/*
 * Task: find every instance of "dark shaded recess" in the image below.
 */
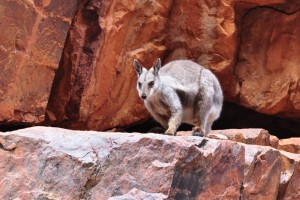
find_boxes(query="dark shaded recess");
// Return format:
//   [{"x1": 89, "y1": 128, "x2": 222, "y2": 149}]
[
  {"x1": 125, "y1": 119, "x2": 193, "y2": 134},
  {"x1": 126, "y1": 101, "x2": 300, "y2": 139},
  {"x1": 44, "y1": 0, "x2": 102, "y2": 127},
  {"x1": 0, "y1": 124, "x2": 31, "y2": 132},
  {"x1": 64, "y1": 4, "x2": 102, "y2": 124}
]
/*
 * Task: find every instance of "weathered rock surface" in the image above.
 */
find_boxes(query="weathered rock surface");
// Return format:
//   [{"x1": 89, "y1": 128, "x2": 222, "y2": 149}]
[
  {"x1": 279, "y1": 138, "x2": 300, "y2": 154},
  {"x1": 108, "y1": 188, "x2": 167, "y2": 200},
  {"x1": 0, "y1": 0, "x2": 77, "y2": 124},
  {"x1": 283, "y1": 163, "x2": 300, "y2": 200},
  {"x1": 165, "y1": 0, "x2": 300, "y2": 118},
  {"x1": 236, "y1": 6, "x2": 300, "y2": 118},
  {"x1": 0, "y1": 127, "x2": 299, "y2": 199},
  {"x1": 211, "y1": 129, "x2": 279, "y2": 148},
  {"x1": 179, "y1": 128, "x2": 280, "y2": 149},
  {"x1": 46, "y1": 0, "x2": 170, "y2": 130},
  {"x1": 43, "y1": 0, "x2": 300, "y2": 131}
]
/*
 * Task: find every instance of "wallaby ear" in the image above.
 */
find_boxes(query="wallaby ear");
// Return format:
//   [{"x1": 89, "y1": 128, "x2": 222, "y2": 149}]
[
  {"x1": 133, "y1": 59, "x2": 143, "y2": 76},
  {"x1": 153, "y1": 58, "x2": 161, "y2": 76}
]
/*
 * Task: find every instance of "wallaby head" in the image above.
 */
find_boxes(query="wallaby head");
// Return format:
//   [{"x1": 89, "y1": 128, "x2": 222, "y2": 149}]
[{"x1": 133, "y1": 58, "x2": 161, "y2": 100}]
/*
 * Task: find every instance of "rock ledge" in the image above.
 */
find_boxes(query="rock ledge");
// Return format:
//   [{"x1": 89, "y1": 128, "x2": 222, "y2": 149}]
[{"x1": 0, "y1": 127, "x2": 299, "y2": 199}]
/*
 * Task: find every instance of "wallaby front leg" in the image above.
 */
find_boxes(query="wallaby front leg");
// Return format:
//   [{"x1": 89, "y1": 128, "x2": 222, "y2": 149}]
[
  {"x1": 165, "y1": 111, "x2": 183, "y2": 136},
  {"x1": 163, "y1": 91, "x2": 183, "y2": 136}
]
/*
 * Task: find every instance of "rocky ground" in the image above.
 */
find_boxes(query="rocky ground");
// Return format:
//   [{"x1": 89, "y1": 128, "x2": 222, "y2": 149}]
[{"x1": 0, "y1": 127, "x2": 299, "y2": 199}]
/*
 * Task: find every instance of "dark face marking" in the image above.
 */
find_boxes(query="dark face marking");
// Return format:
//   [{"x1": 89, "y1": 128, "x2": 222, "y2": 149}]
[{"x1": 148, "y1": 81, "x2": 154, "y2": 88}]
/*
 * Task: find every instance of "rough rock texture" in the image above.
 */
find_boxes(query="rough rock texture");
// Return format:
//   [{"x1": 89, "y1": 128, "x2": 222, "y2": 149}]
[
  {"x1": 0, "y1": 0, "x2": 77, "y2": 124},
  {"x1": 165, "y1": 0, "x2": 300, "y2": 118},
  {"x1": 283, "y1": 163, "x2": 300, "y2": 200},
  {"x1": 279, "y1": 138, "x2": 300, "y2": 154},
  {"x1": 46, "y1": 0, "x2": 171, "y2": 130},
  {"x1": 43, "y1": 0, "x2": 300, "y2": 131},
  {"x1": 0, "y1": 127, "x2": 299, "y2": 199},
  {"x1": 108, "y1": 188, "x2": 167, "y2": 200},
  {"x1": 211, "y1": 129, "x2": 279, "y2": 147},
  {"x1": 235, "y1": 6, "x2": 300, "y2": 118}
]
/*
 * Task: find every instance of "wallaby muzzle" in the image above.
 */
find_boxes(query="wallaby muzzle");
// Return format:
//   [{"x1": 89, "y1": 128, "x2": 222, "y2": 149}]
[{"x1": 141, "y1": 94, "x2": 147, "y2": 100}]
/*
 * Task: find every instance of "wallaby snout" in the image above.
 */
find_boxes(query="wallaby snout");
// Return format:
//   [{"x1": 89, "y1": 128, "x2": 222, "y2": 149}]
[{"x1": 141, "y1": 94, "x2": 147, "y2": 100}]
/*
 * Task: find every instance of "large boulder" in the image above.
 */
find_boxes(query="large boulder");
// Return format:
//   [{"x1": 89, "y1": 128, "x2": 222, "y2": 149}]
[
  {"x1": 0, "y1": 0, "x2": 78, "y2": 124},
  {"x1": 0, "y1": 127, "x2": 299, "y2": 199}
]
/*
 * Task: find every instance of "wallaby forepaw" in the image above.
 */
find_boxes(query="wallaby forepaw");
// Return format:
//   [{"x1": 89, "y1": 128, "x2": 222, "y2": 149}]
[
  {"x1": 192, "y1": 127, "x2": 205, "y2": 137},
  {"x1": 165, "y1": 128, "x2": 176, "y2": 136}
]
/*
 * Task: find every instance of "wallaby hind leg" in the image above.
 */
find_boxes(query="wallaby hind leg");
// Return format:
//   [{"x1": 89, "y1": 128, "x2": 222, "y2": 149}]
[
  {"x1": 205, "y1": 119, "x2": 213, "y2": 136},
  {"x1": 193, "y1": 98, "x2": 211, "y2": 137},
  {"x1": 205, "y1": 106, "x2": 222, "y2": 135},
  {"x1": 192, "y1": 126, "x2": 205, "y2": 137}
]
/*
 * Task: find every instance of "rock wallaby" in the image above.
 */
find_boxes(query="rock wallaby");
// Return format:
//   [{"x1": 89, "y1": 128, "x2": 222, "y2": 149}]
[{"x1": 133, "y1": 58, "x2": 223, "y2": 136}]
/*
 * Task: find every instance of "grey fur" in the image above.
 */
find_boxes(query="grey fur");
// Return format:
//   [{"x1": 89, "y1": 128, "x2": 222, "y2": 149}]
[{"x1": 133, "y1": 58, "x2": 223, "y2": 136}]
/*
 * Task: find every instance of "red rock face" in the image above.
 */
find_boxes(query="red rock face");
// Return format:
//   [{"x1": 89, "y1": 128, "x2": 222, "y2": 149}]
[
  {"x1": 284, "y1": 163, "x2": 300, "y2": 200},
  {"x1": 46, "y1": 0, "x2": 172, "y2": 130},
  {"x1": 279, "y1": 138, "x2": 300, "y2": 154},
  {"x1": 45, "y1": 0, "x2": 300, "y2": 131},
  {"x1": 1, "y1": 0, "x2": 300, "y2": 131},
  {"x1": 0, "y1": 0, "x2": 77, "y2": 124},
  {"x1": 236, "y1": 7, "x2": 300, "y2": 118},
  {"x1": 169, "y1": 141, "x2": 245, "y2": 199}
]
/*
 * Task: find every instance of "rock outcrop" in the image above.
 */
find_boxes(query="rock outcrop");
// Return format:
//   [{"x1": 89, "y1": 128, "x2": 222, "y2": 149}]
[
  {"x1": 0, "y1": 0, "x2": 78, "y2": 124},
  {"x1": 0, "y1": 127, "x2": 299, "y2": 199}
]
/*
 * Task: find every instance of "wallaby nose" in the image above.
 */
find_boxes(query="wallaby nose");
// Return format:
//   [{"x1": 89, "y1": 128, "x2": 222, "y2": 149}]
[{"x1": 141, "y1": 94, "x2": 147, "y2": 100}]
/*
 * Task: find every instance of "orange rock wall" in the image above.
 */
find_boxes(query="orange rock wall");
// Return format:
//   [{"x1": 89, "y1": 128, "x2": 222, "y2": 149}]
[
  {"x1": 0, "y1": 0, "x2": 77, "y2": 124},
  {"x1": 46, "y1": 0, "x2": 172, "y2": 130},
  {"x1": 1, "y1": 0, "x2": 300, "y2": 130},
  {"x1": 236, "y1": 7, "x2": 300, "y2": 117}
]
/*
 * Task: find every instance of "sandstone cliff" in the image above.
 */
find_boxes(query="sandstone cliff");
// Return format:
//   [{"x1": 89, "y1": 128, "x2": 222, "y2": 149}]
[{"x1": 46, "y1": 0, "x2": 300, "y2": 131}]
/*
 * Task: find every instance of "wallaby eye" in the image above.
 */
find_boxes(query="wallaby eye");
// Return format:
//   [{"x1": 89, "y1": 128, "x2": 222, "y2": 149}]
[
  {"x1": 138, "y1": 82, "x2": 142, "y2": 88},
  {"x1": 148, "y1": 81, "x2": 155, "y2": 87}
]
